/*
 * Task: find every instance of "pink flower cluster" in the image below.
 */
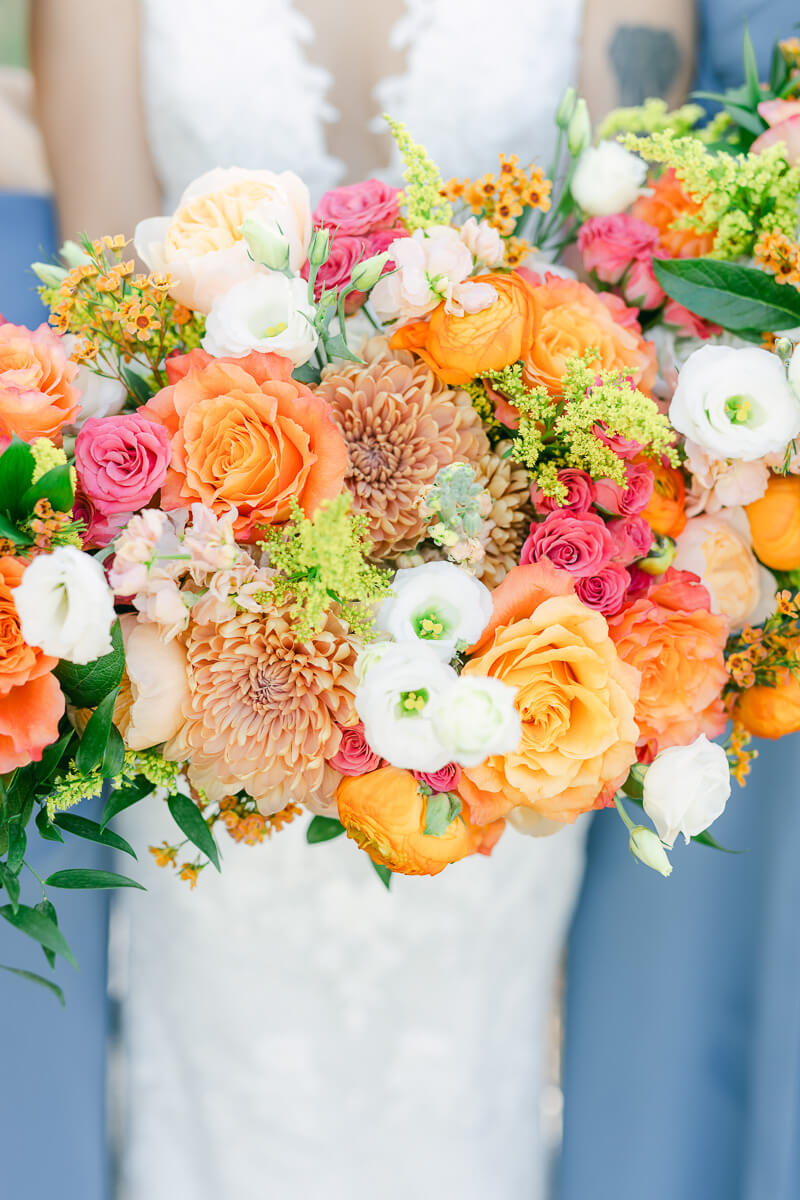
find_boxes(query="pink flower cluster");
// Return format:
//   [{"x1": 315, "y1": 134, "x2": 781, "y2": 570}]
[
  {"x1": 327, "y1": 722, "x2": 461, "y2": 793},
  {"x1": 307, "y1": 179, "x2": 408, "y2": 308}
]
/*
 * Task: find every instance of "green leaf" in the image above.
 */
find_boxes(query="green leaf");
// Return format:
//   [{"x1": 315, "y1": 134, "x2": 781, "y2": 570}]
[
  {"x1": 321, "y1": 333, "x2": 363, "y2": 363},
  {"x1": 34, "y1": 899, "x2": 58, "y2": 969},
  {"x1": 0, "y1": 863, "x2": 20, "y2": 911},
  {"x1": 292, "y1": 362, "x2": 322, "y2": 385},
  {"x1": 45, "y1": 868, "x2": 145, "y2": 891},
  {"x1": 53, "y1": 812, "x2": 137, "y2": 859},
  {"x1": 121, "y1": 366, "x2": 155, "y2": 406},
  {"x1": 423, "y1": 791, "x2": 462, "y2": 837},
  {"x1": 0, "y1": 513, "x2": 27, "y2": 544},
  {"x1": 0, "y1": 437, "x2": 35, "y2": 519},
  {"x1": 101, "y1": 724, "x2": 125, "y2": 780},
  {"x1": 769, "y1": 41, "x2": 790, "y2": 95},
  {"x1": 306, "y1": 815, "x2": 346, "y2": 843},
  {"x1": 621, "y1": 764, "x2": 646, "y2": 801},
  {"x1": 0, "y1": 964, "x2": 64, "y2": 1005},
  {"x1": 370, "y1": 859, "x2": 392, "y2": 889},
  {"x1": 741, "y1": 28, "x2": 762, "y2": 111},
  {"x1": 55, "y1": 619, "x2": 125, "y2": 708},
  {"x1": 691, "y1": 830, "x2": 743, "y2": 853},
  {"x1": 32, "y1": 731, "x2": 75, "y2": 788},
  {"x1": 0, "y1": 824, "x2": 8, "y2": 857},
  {"x1": 20, "y1": 464, "x2": 74, "y2": 514},
  {"x1": 167, "y1": 793, "x2": 220, "y2": 871},
  {"x1": 0, "y1": 903, "x2": 77, "y2": 966},
  {"x1": 722, "y1": 101, "x2": 767, "y2": 138},
  {"x1": 6, "y1": 820, "x2": 26, "y2": 874},
  {"x1": 100, "y1": 777, "x2": 151, "y2": 831},
  {"x1": 75, "y1": 688, "x2": 119, "y2": 775},
  {"x1": 35, "y1": 804, "x2": 64, "y2": 843},
  {"x1": 653, "y1": 258, "x2": 800, "y2": 333}
]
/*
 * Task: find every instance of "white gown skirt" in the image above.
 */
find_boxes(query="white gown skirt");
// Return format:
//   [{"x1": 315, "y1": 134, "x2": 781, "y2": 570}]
[{"x1": 115, "y1": 794, "x2": 587, "y2": 1200}]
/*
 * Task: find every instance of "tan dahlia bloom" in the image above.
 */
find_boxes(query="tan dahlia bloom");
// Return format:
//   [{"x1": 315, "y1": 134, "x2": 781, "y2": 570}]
[
  {"x1": 315, "y1": 342, "x2": 488, "y2": 558},
  {"x1": 474, "y1": 439, "x2": 535, "y2": 590},
  {"x1": 166, "y1": 577, "x2": 359, "y2": 814}
]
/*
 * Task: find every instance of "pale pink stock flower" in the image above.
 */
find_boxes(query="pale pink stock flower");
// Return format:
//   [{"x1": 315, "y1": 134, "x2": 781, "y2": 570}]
[
  {"x1": 459, "y1": 217, "x2": 505, "y2": 267},
  {"x1": 183, "y1": 504, "x2": 241, "y2": 576},
  {"x1": 371, "y1": 226, "x2": 491, "y2": 321},
  {"x1": 133, "y1": 579, "x2": 190, "y2": 643},
  {"x1": 108, "y1": 509, "x2": 184, "y2": 597},
  {"x1": 684, "y1": 441, "x2": 770, "y2": 516}
]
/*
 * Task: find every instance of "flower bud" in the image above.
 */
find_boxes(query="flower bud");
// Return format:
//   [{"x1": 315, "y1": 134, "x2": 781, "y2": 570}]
[
  {"x1": 240, "y1": 217, "x2": 291, "y2": 271},
  {"x1": 637, "y1": 535, "x2": 677, "y2": 575},
  {"x1": 775, "y1": 335, "x2": 794, "y2": 363},
  {"x1": 556, "y1": 87, "x2": 578, "y2": 129},
  {"x1": 308, "y1": 226, "x2": 332, "y2": 267},
  {"x1": 31, "y1": 261, "x2": 67, "y2": 287},
  {"x1": 567, "y1": 98, "x2": 592, "y2": 156},
  {"x1": 350, "y1": 252, "x2": 391, "y2": 292},
  {"x1": 629, "y1": 826, "x2": 673, "y2": 876},
  {"x1": 59, "y1": 239, "x2": 91, "y2": 268},
  {"x1": 789, "y1": 343, "x2": 800, "y2": 397}
]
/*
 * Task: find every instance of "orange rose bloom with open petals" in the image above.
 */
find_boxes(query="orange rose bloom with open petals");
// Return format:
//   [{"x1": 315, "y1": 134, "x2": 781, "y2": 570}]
[
  {"x1": 607, "y1": 569, "x2": 727, "y2": 755},
  {"x1": 390, "y1": 272, "x2": 540, "y2": 385},
  {"x1": 522, "y1": 276, "x2": 657, "y2": 397},
  {"x1": 336, "y1": 766, "x2": 504, "y2": 876},
  {"x1": 632, "y1": 168, "x2": 716, "y2": 259},
  {"x1": 745, "y1": 473, "x2": 800, "y2": 570},
  {"x1": 640, "y1": 456, "x2": 687, "y2": 538},
  {"x1": 735, "y1": 662, "x2": 800, "y2": 739},
  {"x1": 0, "y1": 322, "x2": 80, "y2": 445},
  {"x1": 143, "y1": 349, "x2": 347, "y2": 538},
  {"x1": 0, "y1": 556, "x2": 64, "y2": 771},
  {"x1": 458, "y1": 563, "x2": 640, "y2": 827}
]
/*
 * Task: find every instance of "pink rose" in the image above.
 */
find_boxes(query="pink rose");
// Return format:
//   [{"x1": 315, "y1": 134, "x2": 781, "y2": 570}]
[
  {"x1": 313, "y1": 179, "x2": 401, "y2": 236},
  {"x1": 75, "y1": 413, "x2": 171, "y2": 516},
  {"x1": 73, "y1": 490, "x2": 132, "y2": 549},
  {"x1": 593, "y1": 423, "x2": 645, "y2": 460},
  {"x1": 594, "y1": 461, "x2": 654, "y2": 516},
  {"x1": 575, "y1": 562, "x2": 631, "y2": 616},
  {"x1": 329, "y1": 722, "x2": 383, "y2": 776},
  {"x1": 531, "y1": 468, "x2": 596, "y2": 515},
  {"x1": 413, "y1": 763, "x2": 462, "y2": 793},
  {"x1": 596, "y1": 291, "x2": 645, "y2": 334},
  {"x1": 578, "y1": 215, "x2": 660, "y2": 284},
  {"x1": 752, "y1": 101, "x2": 800, "y2": 164},
  {"x1": 608, "y1": 515, "x2": 654, "y2": 563},
  {"x1": 622, "y1": 256, "x2": 666, "y2": 310},
  {"x1": 521, "y1": 510, "x2": 616, "y2": 578},
  {"x1": 663, "y1": 299, "x2": 721, "y2": 339},
  {"x1": 303, "y1": 233, "x2": 365, "y2": 301}
]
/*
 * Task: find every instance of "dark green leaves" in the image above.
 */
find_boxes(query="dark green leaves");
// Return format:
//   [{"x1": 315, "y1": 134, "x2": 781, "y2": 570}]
[
  {"x1": 167, "y1": 793, "x2": 220, "y2": 871},
  {"x1": 0, "y1": 437, "x2": 35, "y2": 519},
  {"x1": 101, "y1": 724, "x2": 125, "y2": 779},
  {"x1": 53, "y1": 812, "x2": 137, "y2": 859},
  {"x1": 653, "y1": 257, "x2": 800, "y2": 333},
  {"x1": 74, "y1": 688, "x2": 119, "y2": 775},
  {"x1": 20, "y1": 464, "x2": 74, "y2": 514},
  {"x1": 35, "y1": 805, "x2": 64, "y2": 842},
  {"x1": 100, "y1": 776, "x2": 152, "y2": 830},
  {"x1": 371, "y1": 860, "x2": 392, "y2": 889},
  {"x1": 423, "y1": 792, "x2": 462, "y2": 837},
  {"x1": 45, "y1": 869, "x2": 145, "y2": 891},
  {"x1": 306, "y1": 815, "x2": 346, "y2": 843},
  {"x1": 0, "y1": 903, "x2": 76, "y2": 966},
  {"x1": 0, "y1": 964, "x2": 64, "y2": 1006},
  {"x1": 55, "y1": 619, "x2": 125, "y2": 708}
]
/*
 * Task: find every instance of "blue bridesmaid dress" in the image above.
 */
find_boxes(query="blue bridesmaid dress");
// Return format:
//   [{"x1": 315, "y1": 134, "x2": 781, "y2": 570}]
[
  {"x1": 0, "y1": 191, "x2": 110, "y2": 1200},
  {"x1": 560, "y1": 6, "x2": 800, "y2": 1198}
]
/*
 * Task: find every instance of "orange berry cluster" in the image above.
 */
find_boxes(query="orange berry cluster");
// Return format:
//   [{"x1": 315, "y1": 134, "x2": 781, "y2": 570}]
[
  {"x1": 726, "y1": 723, "x2": 758, "y2": 788},
  {"x1": 442, "y1": 153, "x2": 552, "y2": 237}
]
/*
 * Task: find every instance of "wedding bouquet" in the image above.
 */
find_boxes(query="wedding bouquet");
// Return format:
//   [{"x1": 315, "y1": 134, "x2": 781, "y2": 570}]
[{"x1": 2, "y1": 33, "x2": 800, "y2": 999}]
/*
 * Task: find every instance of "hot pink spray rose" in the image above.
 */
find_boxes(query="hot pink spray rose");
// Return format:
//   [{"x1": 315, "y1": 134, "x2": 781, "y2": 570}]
[
  {"x1": 575, "y1": 563, "x2": 631, "y2": 616},
  {"x1": 75, "y1": 412, "x2": 172, "y2": 516},
  {"x1": 622, "y1": 257, "x2": 666, "y2": 309},
  {"x1": 531, "y1": 468, "x2": 596, "y2": 515},
  {"x1": 413, "y1": 763, "x2": 462, "y2": 793},
  {"x1": 521, "y1": 510, "x2": 616, "y2": 578},
  {"x1": 313, "y1": 179, "x2": 401, "y2": 235},
  {"x1": 73, "y1": 490, "x2": 131, "y2": 550},
  {"x1": 578, "y1": 215, "x2": 660, "y2": 284},
  {"x1": 329, "y1": 722, "x2": 383, "y2": 777},
  {"x1": 608, "y1": 515, "x2": 654, "y2": 563},
  {"x1": 594, "y1": 461, "x2": 654, "y2": 516},
  {"x1": 663, "y1": 299, "x2": 721, "y2": 339}
]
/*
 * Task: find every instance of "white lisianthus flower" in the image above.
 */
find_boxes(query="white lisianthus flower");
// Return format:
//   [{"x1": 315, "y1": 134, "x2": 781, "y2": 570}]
[
  {"x1": 355, "y1": 643, "x2": 458, "y2": 771},
  {"x1": 459, "y1": 217, "x2": 505, "y2": 267},
  {"x1": 643, "y1": 734, "x2": 731, "y2": 848},
  {"x1": 673, "y1": 508, "x2": 777, "y2": 631},
  {"x1": 375, "y1": 563, "x2": 493, "y2": 662},
  {"x1": 571, "y1": 141, "x2": 646, "y2": 216},
  {"x1": 13, "y1": 546, "x2": 116, "y2": 664},
  {"x1": 203, "y1": 273, "x2": 318, "y2": 365},
  {"x1": 670, "y1": 345, "x2": 800, "y2": 461},
  {"x1": 371, "y1": 226, "x2": 494, "y2": 321},
  {"x1": 431, "y1": 676, "x2": 521, "y2": 767}
]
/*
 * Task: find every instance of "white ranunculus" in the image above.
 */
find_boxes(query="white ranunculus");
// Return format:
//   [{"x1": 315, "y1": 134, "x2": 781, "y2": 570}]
[
  {"x1": 643, "y1": 734, "x2": 731, "y2": 848},
  {"x1": 571, "y1": 141, "x2": 646, "y2": 216},
  {"x1": 203, "y1": 273, "x2": 318, "y2": 365},
  {"x1": 355, "y1": 643, "x2": 458, "y2": 772},
  {"x1": 13, "y1": 546, "x2": 116, "y2": 664},
  {"x1": 431, "y1": 676, "x2": 521, "y2": 767},
  {"x1": 459, "y1": 217, "x2": 504, "y2": 267},
  {"x1": 376, "y1": 563, "x2": 493, "y2": 661},
  {"x1": 670, "y1": 344, "x2": 800, "y2": 461}
]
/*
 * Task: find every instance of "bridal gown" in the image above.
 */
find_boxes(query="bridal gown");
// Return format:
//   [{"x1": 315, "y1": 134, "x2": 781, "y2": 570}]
[{"x1": 117, "y1": 3, "x2": 585, "y2": 1197}]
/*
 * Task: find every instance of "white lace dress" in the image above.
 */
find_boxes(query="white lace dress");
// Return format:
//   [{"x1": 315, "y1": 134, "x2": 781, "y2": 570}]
[{"x1": 118, "y1": 3, "x2": 586, "y2": 1197}]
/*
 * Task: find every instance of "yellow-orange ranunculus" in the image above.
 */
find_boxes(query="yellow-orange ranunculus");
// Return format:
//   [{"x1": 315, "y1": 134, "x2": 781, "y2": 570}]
[
  {"x1": 745, "y1": 473, "x2": 800, "y2": 570},
  {"x1": 336, "y1": 766, "x2": 504, "y2": 876},
  {"x1": 640, "y1": 456, "x2": 687, "y2": 538},
  {"x1": 458, "y1": 563, "x2": 641, "y2": 827},
  {"x1": 734, "y1": 663, "x2": 800, "y2": 739},
  {"x1": 389, "y1": 272, "x2": 540, "y2": 386}
]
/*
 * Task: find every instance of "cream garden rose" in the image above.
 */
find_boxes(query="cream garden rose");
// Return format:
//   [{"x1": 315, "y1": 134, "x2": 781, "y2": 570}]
[
  {"x1": 673, "y1": 508, "x2": 777, "y2": 631},
  {"x1": 203, "y1": 273, "x2": 319, "y2": 365},
  {"x1": 115, "y1": 614, "x2": 190, "y2": 750},
  {"x1": 13, "y1": 546, "x2": 116, "y2": 664},
  {"x1": 643, "y1": 734, "x2": 731, "y2": 847}
]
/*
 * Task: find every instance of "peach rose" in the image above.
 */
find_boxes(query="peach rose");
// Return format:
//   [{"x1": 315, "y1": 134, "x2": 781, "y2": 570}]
[
  {"x1": 639, "y1": 455, "x2": 687, "y2": 538},
  {"x1": 114, "y1": 614, "x2": 190, "y2": 751},
  {"x1": 0, "y1": 556, "x2": 64, "y2": 771},
  {"x1": 0, "y1": 322, "x2": 80, "y2": 445},
  {"x1": 521, "y1": 276, "x2": 657, "y2": 398},
  {"x1": 632, "y1": 168, "x2": 716, "y2": 259},
  {"x1": 746, "y1": 473, "x2": 800, "y2": 570},
  {"x1": 734, "y1": 661, "x2": 800, "y2": 739},
  {"x1": 336, "y1": 765, "x2": 504, "y2": 876},
  {"x1": 458, "y1": 563, "x2": 640, "y2": 826},
  {"x1": 390, "y1": 272, "x2": 540, "y2": 386},
  {"x1": 607, "y1": 569, "x2": 728, "y2": 754},
  {"x1": 142, "y1": 349, "x2": 347, "y2": 538},
  {"x1": 673, "y1": 510, "x2": 776, "y2": 631}
]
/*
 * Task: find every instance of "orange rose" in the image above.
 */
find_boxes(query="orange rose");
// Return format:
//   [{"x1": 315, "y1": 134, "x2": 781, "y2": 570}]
[
  {"x1": 640, "y1": 456, "x2": 687, "y2": 538},
  {"x1": 632, "y1": 168, "x2": 716, "y2": 259},
  {"x1": 458, "y1": 563, "x2": 640, "y2": 826},
  {"x1": 607, "y1": 569, "x2": 727, "y2": 755},
  {"x1": 143, "y1": 349, "x2": 347, "y2": 538},
  {"x1": 336, "y1": 766, "x2": 504, "y2": 876},
  {"x1": 0, "y1": 556, "x2": 64, "y2": 771},
  {"x1": 390, "y1": 272, "x2": 540, "y2": 385},
  {"x1": 0, "y1": 322, "x2": 80, "y2": 445},
  {"x1": 734, "y1": 663, "x2": 800, "y2": 739},
  {"x1": 522, "y1": 276, "x2": 657, "y2": 397},
  {"x1": 745, "y1": 473, "x2": 800, "y2": 570}
]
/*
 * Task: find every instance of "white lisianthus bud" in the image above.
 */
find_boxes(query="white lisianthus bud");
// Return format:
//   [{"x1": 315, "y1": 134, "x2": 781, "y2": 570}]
[
  {"x1": 629, "y1": 826, "x2": 673, "y2": 876},
  {"x1": 350, "y1": 252, "x2": 391, "y2": 292},
  {"x1": 375, "y1": 562, "x2": 493, "y2": 662},
  {"x1": 643, "y1": 734, "x2": 731, "y2": 848},
  {"x1": 431, "y1": 676, "x2": 521, "y2": 767},
  {"x1": 240, "y1": 217, "x2": 291, "y2": 271},
  {"x1": 567, "y1": 98, "x2": 592, "y2": 155},
  {"x1": 203, "y1": 273, "x2": 318, "y2": 366},
  {"x1": 571, "y1": 141, "x2": 646, "y2": 215},
  {"x1": 556, "y1": 86, "x2": 578, "y2": 128},
  {"x1": 13, "y1": 546, "x2": 116, "y2": 664},
  {"x1": 307, "y1": 226, "x2": 332, "y2": 267},
  {"x1": 31, "y1": 262, "x2": 67, "y2": 287}
]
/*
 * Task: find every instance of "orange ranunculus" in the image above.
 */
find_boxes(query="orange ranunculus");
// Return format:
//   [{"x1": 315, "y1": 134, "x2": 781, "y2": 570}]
[
  {"x1": 336, "y1": 766, "x2": 504, "y2": 876},
  {"x1": 0, "y1": 556, "x2": 64, "y2": 771},
  {"x1": 457, "y1": 563, "x2": 640, "y2": 826},
  {"x1": 521, "y1": 276, "x2": 657, "y2": 398},
  {"x1": 745, "y1": 473, "x2": 800, "y2": 570},
  {"x1": 640, "y1": 455, "x2": 687, "y2": 538},
  {"x1": 142, "y1": 349, "x2": 348, "y2": 538},
  {"x1": 607, "y1": 569, "x2": 727, "y2": 755},
  {"x1": 389, "y1": 271, "x2": 540, "y2": 386},
  {"x1": 734, "y1": 662, "x2": 800, "y2": 739},
  {"x1": 632, "y1": 168, "x2": 716, "y2": 259},
  {"x1": 0, "y1": 322, "x2": 80, "y2": 445}
]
